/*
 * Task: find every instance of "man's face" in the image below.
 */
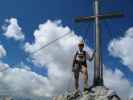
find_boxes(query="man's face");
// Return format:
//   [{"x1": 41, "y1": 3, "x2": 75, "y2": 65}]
[{"x1": 78, "y1": 45, "x2": 84, "y2": 51}]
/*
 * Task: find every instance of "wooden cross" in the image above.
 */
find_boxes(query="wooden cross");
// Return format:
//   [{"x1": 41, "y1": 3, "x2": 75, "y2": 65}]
[{"x1": 75, "y1": 0, "x2": 124, "y2": 86}]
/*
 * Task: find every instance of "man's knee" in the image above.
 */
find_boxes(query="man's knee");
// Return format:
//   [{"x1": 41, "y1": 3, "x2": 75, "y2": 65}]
[
  {"x1": 82, "y1": 66, "x2": 88, "y2": 74},
  {"x1": 74, "y1": 72, "x2": 79, "y2": 79}
]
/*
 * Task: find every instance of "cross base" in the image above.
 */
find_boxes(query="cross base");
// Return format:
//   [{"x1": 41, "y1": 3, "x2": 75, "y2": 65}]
[{"x1": 93, "y1": 77, "x2": 104, "y2": 87}]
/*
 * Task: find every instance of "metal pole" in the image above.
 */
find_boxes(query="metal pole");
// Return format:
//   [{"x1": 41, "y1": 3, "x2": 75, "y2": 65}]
[{"x1": 94, "y1": 0, "x2": 103, "y2": 86}]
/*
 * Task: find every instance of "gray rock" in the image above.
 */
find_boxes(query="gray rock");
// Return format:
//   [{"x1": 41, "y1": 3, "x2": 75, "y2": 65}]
[{"x1": 53, "y1": 86, "x2": 120, "y2": 100}]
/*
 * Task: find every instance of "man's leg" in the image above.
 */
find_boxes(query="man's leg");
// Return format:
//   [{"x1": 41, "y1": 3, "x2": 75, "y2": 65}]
[
  {"x1": 74, "y1": 71, "x2": 79, "y2": 90},
  {"x1": 73, "y1": 72, "x2": 81, "y2": 97},
  {"x1": 82, "y1": 65, "x2": 89, "y2": 92}
]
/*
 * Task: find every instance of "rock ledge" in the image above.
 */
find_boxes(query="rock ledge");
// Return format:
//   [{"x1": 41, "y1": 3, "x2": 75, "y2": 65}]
[{"x1": 53, "y1": 86, "x2": 120, "y2": 100}]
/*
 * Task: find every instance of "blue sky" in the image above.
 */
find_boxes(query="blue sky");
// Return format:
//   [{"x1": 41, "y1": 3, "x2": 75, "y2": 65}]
[{"x1": 0, "y1": 0, "x2": 133, "y2": 99}]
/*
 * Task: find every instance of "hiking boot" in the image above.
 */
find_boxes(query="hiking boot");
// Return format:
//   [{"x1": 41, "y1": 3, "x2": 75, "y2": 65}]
[
  {"x1": 83, "y1": 88, "x2": 89, "y2": 95},
  {"x1": 73, "y1": 89, "x2": 80, "y2": 97}
]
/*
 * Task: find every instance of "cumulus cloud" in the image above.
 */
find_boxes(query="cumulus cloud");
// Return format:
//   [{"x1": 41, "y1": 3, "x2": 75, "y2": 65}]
[
  {"x1": 0, "y1": 44, "x2": 51, "y2": 99},
  {"x1": 104, "y1": 67, "x2": 132, "y2": 100},
  {"x1": 0, "y1": 44, "x2": 6, "y2": 59},
  {"x1": 2, "y1": 18, "x2": 24, "y2": 41},
  {"x1": 24, "y1": 20, "x2": 85, "y2": 96},
  {"x1": 0, "y1": 67, "x2": 52, "y2": 99},
  {"x1": 0, "y1": 44, "x2": 9, "y2": 72},
  {"x1": 108, "y1": 27, "x2": 133, "y2": 71}
]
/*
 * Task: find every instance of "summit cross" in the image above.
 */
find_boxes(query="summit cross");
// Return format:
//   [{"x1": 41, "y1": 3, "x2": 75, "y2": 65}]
[{"x1": 75, "y1": 0, "x2": 124, "y2": 86}]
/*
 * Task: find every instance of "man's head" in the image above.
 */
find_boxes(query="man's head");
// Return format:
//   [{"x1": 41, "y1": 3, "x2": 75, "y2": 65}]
[{"x1": 78, "y1": 41, "x2": 84, "y2": 51}]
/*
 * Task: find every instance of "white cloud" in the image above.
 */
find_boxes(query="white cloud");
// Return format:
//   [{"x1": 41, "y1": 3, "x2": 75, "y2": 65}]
[
  {"x1": 0, "y1": 65, "x2": 53, "y2": 100},
  {"x1": 0, "y1": 19, "x2": 132, "y2": 99},
  {"x1": 0, "y1": 67, "x2": 52, "y2": 99},
  {"x1": 108, "y1": 27, "x2": 133, "y2": 71},
  {"x1": 2, "y1": 18, "x2": 24, "y2": 41},
  {"x1": 0, "y1": 61, "x2": 9, "y2": 72},
  {"x1": 129, "y1": 88, "x2": 133, "y2": 100},
  {"x1": 24, "y1": 20, "x2": 85, "y2": 97},
  {"x1": 0, "y1": 44, "x2": 52, "y2": 99},
  {"x1": 104, "y1": 67, "x2": 132, "y2": 100},
  {"x1": 108, "y1": 27, "x2": 133, "y2": 99},
  {"x1": 0, "y1": 44, "x2": 8, "y2": 72},
  {"x1": 19, "y1": 62, "x2": 31, "y2": 71},
  {"x1": 0, "y1": 44, "x2": 6, "y2": 59}
]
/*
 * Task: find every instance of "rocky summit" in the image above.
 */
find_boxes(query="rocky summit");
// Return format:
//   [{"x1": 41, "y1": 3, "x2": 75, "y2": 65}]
[{"x1": 53, "y1": 86, "x2": 120, "y2": 100}]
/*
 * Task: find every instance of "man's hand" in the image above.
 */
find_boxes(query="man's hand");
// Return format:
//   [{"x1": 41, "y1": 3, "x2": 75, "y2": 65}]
[
  {"x1": 92, "y1": 49, "x2": 96, "y2": 57},
  {"x1": 94, "y1": 49, "x2": 96, "y2": 54},
  {"x1": 89, "y1": 49, "x2": 96, "y2": 61}
]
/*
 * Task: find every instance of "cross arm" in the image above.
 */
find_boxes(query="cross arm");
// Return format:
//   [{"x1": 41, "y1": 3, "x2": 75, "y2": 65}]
[{"x1": 75, "y1": 12, "x2": 124, "y2": 22}]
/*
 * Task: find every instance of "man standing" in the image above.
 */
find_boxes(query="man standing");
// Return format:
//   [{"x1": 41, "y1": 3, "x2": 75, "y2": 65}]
[{"x1": 72, "y1": 41, "x2": 95, "y2": 94}]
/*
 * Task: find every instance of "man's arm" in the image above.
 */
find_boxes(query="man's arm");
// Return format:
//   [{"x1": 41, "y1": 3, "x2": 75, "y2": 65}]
[
  {"x1": 87, "y1": 50, "x2": 96, "y2": 61},
  {"x1": 72, "y1": 52, "x2": 77, "y2": 72}
]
